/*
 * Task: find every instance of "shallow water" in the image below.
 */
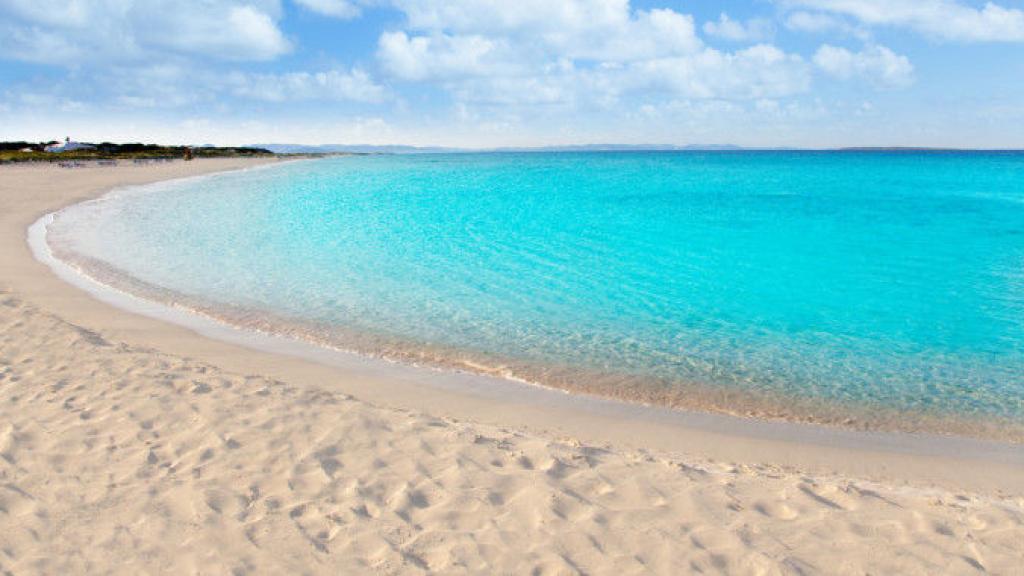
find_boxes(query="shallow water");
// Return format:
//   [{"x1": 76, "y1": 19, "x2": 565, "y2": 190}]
[{"x1": 47, "y1": 152, "x2": 1024, "y2": 435}]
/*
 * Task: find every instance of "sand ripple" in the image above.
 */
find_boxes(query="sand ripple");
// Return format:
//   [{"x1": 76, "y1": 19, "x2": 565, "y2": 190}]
[{"x1": 1, "y1": 291, "x2": 1022, "y2": 574}]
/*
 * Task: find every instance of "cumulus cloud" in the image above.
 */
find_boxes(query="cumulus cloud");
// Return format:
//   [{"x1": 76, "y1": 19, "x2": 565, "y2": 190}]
[
  {"x1": 387, "y1": 2, "x2": 704, "y2": 63},
  {"x1": 785, "y1": 0, "x2": 1024, "y2": 42},
  {"x1": 4, "y1": 0, "x2": 954, "y2": 144},
  {"x1": 143, "y1": 4, "x2": 291, "y2": 60},
  {"x1": 703, "y1": 13, "x2": 773, "y2": 42},
  {"x1": 378, "y1": 32, "x2": 511, "y2": 81},
  {"x1": 0, "y1": 0, "x2": 291, "y2": 63},
  {"x1": 628, "y1": 45, "x2": 810, "y2": 99},
  {"x1": 813, "y1": 44, "x2": 914, "y2": 88},
  {"x1": 377, "y1": 0, "x2": 809, "y2": 106},
  {"x1": 393, "y1": 0, "x2": 647, "y2": 38},
  {"x1": 0, "y1": 1, "x2": 403, "y2": 114}
]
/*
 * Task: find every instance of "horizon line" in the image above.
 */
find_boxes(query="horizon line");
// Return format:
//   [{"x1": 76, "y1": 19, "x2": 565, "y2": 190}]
[{"x1": 5, "y1": 139, "x2": 1024, "y2": 153}]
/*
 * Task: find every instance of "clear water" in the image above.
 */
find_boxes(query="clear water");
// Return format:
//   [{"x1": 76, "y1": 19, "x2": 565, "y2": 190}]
[{"x1": 47, "y1": 152, "x2": 1024, "y2": 435}]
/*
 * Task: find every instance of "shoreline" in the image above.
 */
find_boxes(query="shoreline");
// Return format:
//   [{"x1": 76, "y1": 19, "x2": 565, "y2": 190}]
[
  {"x1": 35, "y1": 157, "x2": 1024, "y2": 444},
  {"x1": 39, "y1": 220, "x2": 1024, "y2": 444},
  {"x1": 2, "y1": 158, "x2": 1020, "y2": 493},
  {"x1": 29, "y1": 211, "x2": 1024, "y2": 463},
  {"x1": 3, "y1": 158, "x2": 1023, "y2": 573}
]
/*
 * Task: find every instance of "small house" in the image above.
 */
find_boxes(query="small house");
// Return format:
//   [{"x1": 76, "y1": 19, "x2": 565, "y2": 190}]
[{"x1": 45, "y1": 137, "x2": 96, "y2": 153}]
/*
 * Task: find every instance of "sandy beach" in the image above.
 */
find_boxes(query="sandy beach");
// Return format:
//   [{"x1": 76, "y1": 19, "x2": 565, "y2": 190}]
[{"x1": 2, "y1": 158, "x2": 1023, "y2": 575}]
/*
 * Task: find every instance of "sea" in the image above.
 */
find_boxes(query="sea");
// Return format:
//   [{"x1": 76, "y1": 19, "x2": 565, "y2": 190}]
[{"x1": 44, "y1": 152, "x2": 1024, "y2": 438}]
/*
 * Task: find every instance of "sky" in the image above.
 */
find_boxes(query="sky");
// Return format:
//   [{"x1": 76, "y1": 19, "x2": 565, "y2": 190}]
[{"x1": 1, "y1": 0, "x2": 1023, "y2": 148}]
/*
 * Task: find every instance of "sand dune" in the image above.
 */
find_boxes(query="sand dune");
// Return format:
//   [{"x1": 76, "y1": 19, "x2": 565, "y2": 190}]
[{"x1": 1, "y1": 160, "x2": 1022, "y2": 574}]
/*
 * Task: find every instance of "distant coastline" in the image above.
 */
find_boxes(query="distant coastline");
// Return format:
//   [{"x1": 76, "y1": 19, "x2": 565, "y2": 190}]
[
  {"x1": 254, "y1": 142, "x2": 1024, "y2": 154},
  {"x1": 0, "y1": 141, "x2": 276, "y2": 163},
  {"x1": 5, "y1": 140, "x2": 1022, "y2": 161}
]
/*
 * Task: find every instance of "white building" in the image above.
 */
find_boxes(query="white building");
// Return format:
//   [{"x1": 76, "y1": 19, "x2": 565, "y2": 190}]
[{"x1": 45, "y1": 137, "x2": 96, "y2": 153}]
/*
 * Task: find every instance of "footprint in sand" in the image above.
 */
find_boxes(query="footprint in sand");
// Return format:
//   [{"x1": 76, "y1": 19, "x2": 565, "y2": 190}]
[
  {"x1": 752, "y1": 501, "x2": 799, "y2": 520},
  {"x1": 798, "y1": 482, "x2": 856, "y2": 511}
]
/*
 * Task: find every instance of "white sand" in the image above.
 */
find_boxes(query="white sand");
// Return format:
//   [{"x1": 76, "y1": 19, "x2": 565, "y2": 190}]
[{"x1": 1, "y1": 159, "x2": 1022, "y2": 574}]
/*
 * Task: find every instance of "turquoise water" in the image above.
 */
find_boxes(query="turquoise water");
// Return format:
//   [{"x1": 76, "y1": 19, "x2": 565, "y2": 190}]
[{"x1": 48, "y1": 153, "x2": 1024, "y2": 435}]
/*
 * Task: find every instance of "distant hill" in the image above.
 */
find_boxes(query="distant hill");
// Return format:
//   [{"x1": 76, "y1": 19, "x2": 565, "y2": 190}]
[
  {"x1": 492, "y1": 144, "x2": 745, "y2": 152},
  {"x1": 254, "y1": 143, "x2": 745, "y2": 154},
  {"x1": 837, "y1": 146, "x2": 1024, "y2": 152},
  {"x1": 253, "y1": 144, "x2": 462, "y2": 154}
]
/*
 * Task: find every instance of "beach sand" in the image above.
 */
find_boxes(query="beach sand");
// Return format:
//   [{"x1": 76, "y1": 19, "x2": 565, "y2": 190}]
[{"x1": 1, "y1": 159, "x2": 1022, "y2": 574}]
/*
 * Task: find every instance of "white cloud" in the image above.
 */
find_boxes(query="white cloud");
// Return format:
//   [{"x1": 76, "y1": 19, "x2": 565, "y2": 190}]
[
  {"x1": 230, "y1": 69, "x2": 387, "y2": 102},
  {"x1": 813, "y1": 44, "x2": 914, "y2": 88},
  {"x1": 147, "y1": 4, "x2": 291, "y2": 60},
  {"x1": 581, "y1": 8, "x2": 703, "y2": 62},
  {"x1": 389, "y1": 1, "x2": 702, "y2": 62},
  {"x1": 628, "y1": 45, "x2": 810, "y2": 99},
  {"x1": 3, "y1": 62, "x2": 386, "y2": 115},
  {"x1": 378, "y1": 32, "x2": 510, "y2": 81},
  {"x1": 294, "y1": 0, "x2": 361, "y2": 19},
  {"x1": 377, "y1": 1, "x2": 809, "y2": 106},
  {"x1": 394, "y1": 0, "x2": 636, "y2": 36},
  {"x1": 786, "y1": 0, "x2": 1024, "y2": 42},
  {"x1": 0, "y1": 0, "x2": 291, "y2": 63},
  {"x1": 703, "y1": 13, "x2": 773, "y2": 42}
]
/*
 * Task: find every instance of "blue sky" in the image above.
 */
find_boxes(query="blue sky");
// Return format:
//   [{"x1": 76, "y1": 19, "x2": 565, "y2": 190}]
[{"x1": 1, "y1": 0, "x2": 1023, "y2": 148}]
